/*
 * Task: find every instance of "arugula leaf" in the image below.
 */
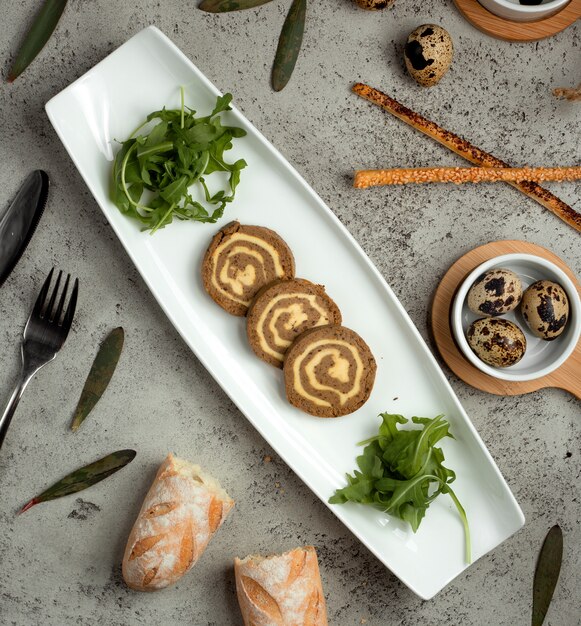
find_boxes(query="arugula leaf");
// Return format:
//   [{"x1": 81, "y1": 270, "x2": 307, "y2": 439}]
[
  {"x1": 330, "y1": 413, "x2": 471, "y2": 563},
  {"x1": 110, "y1": 88, "x2": 247, "y2": 232}
]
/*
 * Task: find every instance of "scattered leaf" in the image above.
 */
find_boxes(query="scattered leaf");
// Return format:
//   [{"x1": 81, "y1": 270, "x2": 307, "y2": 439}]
[
  {"x1": 532, "y1": 525, "x2": 563, "y2": 626},
  {"x1": 199, "y1": 0, "x2": 273, "y2": 11},
  {"x1": 19, "y1": 450, "x2": 136, "y2": 514},
  {"x1": 8, "y1": 0, "x2": 68, "y2": 83},
  {"x1": 71, "y1": 327, "x2": 125, "y2": 431},
  {"x1": 272, "y1": 0, "x2": 307, "y2": 92}
]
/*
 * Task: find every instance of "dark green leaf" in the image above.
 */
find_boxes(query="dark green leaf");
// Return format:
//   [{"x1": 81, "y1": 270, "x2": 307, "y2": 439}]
[
  {"x1": 70, "y1": 328, "x2": 125, "y2": 431},
  {"x1": 210, "y1": 93, "x2": 233, "y2": 116},
  {"x1": 199, "y1": 0, "x2": 273, "y2": 12},
  {"x1": 185, "y1": 122, "x2": 225, "y2": 146},
  {"x1": 383, "y1": 414, "x2": 449, "y2": 478},
  {"x1": 160, "y1": 175, "x2": 189, "y2": 204},
  {"x1": 19, "y1": 450, "x2": 136, "y2": 513},
  {"x1": 532, "y1": 525, "x2": 563, "y2": 626},
  {"x1": 272, "y1": 0, "x2": 307, "y2": 92},
  {"x1": 144, "y1": 121, "x2": 168, "y2": 147},
  {"x1": 8, "y1": 0, "x2": 68, "y2": 82}
]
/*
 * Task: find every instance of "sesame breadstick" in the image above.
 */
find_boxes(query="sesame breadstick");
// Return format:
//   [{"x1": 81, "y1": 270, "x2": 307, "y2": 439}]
[
  {"x1": 553, "y1": 83, "x2": 581, "y2": 102},
  {"x1": 352, "y1": 83, "x2": 581, "y2": 233},
  {"x1": 354, "y1": 166, "x2": 581, "y2": 189}
]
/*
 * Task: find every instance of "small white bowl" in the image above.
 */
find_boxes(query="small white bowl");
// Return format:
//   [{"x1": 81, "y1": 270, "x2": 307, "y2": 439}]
[
  {"x1": 452, "y1": 253, "x2": 581, "y2": 382},
  {"x1": 478, "y1": 0, "x2": 570, "y2": 22}
]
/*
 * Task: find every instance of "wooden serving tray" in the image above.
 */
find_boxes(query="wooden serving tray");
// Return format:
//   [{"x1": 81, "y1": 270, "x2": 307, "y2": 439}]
[
  {"x1": 453, "y1": 0, "x2": 581, "y2": 42},
  {"x1": 431, "y1": 240, "x2": 581, "y2": 399}
]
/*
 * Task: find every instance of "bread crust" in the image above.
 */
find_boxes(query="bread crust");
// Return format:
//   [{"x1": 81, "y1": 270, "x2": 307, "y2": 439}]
[
  {"x1": 122, "y1": 454, "x2": 234, "y2": 591},
  {"x1": 234, "y1": 546, "x2": 328, "y2": 626}
]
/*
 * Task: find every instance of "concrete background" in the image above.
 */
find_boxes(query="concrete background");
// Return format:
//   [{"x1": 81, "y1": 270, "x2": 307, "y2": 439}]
[{"x1": 0, "y1": 1, "x2": 579, "y2": 624}]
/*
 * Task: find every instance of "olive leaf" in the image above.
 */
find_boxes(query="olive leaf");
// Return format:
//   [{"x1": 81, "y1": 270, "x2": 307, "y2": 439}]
[
  {"x1": 70, "y1": 327, "x2": 125, "y2": 431},
  {"x1": 19, "y1": 450, "x2": 136, "y2": 514},
  {"x1": 272, "y1": 0, "x2": 307, "y2": 92},
  {"x1": 8, "y1": 0, "x2": 68, "y2": 83},
  {"x1": 532, "y1": 525, "x2": 563, "y2": 626},
  {"x1": 199, "y1": 0, "x2": 273, "y2": 12}
]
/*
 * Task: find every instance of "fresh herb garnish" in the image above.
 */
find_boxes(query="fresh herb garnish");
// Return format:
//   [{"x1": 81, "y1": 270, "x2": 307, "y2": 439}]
[
  {"x1": 329, "y1": 413, "x2": 471, "y2": 563},
  {"x1": 111, "y1": 89, "x2": 247, "y2": 233}
]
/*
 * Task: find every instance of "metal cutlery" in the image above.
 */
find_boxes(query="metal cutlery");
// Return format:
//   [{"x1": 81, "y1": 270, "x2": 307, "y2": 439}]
[
  {"x1": 0, "y1": 269, "x2": 78, "y2": 450},
  {"x1": 0, "y1": 171, "x2": 49, "y2": 288}
]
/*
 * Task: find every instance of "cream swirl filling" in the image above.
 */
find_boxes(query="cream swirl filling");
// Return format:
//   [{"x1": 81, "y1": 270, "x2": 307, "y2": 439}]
[
  {"x1": 292, "y1": 339, "x2": 363, "y2": 408},
  {"x1": 210, "y1": 233, "x2": 285, "y2": 305},
  {"x1": 257, "y1": 294, "x2": 331, "y2": 361}
]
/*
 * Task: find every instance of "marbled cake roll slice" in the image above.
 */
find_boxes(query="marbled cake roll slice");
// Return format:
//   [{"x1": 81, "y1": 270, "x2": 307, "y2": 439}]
[
  {"x1": 202, "y1": 221, "x2": 295, "y2": 316},
  {"x1": 247, "y1": 279, "x2": 342, "y2": 367},
  {"x1": 283, "y1": 325, "x2": 376, "y2": 418}
]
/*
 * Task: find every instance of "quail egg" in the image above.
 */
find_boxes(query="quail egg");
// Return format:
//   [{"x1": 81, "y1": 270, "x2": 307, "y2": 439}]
[
  {"x1": 404, "y1": 24, "x2": 453, "y2": 87},
  {"x1": 354, "y1": 0, "x2": 395, "y2": 9},
  {"x1": 521, "y1": 280, "x2": 569, "y2": 340},
  {"x1": 467, "y1": 268, "x2": 522, "y2": 317},
  {"x1": 467, "y1": 318, "x2": 526, "y2": 368}
]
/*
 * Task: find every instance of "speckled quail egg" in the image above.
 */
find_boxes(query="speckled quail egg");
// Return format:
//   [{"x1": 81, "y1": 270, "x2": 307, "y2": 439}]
[
  {"x1": 354, "y1": 0, "x2": 395, "y2": 9},
  {"x1": 467, "y1": 269, "x2": 523, "y2": 317},
  {"x1": 404, "y1": 24, "x2": 453, "y2": 87},
  {"x1": 521, "y1": 280, "x2": 569, "y2": 340},
  {"x1": 467, "y1": 318, "x2": 526, "y2": 368}
]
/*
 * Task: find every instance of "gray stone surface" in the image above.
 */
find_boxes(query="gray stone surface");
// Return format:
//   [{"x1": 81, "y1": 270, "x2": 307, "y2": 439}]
[{"x1": 0, "y1": 1, "x2": 579, "y2": 625}]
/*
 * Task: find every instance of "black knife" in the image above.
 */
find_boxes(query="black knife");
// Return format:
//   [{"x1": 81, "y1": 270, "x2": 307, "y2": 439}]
[{"x1": 0, "y1": 170, "x2": 49, "y2": 288}]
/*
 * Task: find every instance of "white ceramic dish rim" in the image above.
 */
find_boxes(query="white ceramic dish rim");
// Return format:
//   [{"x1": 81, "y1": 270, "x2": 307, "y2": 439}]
[
  {"x1": 479, "y1": 0, "x2": 570, "y2": 13},
  {"x1": 452, "y1": 253, "x2": 581, "y2": 382},
  {"x1": 45, "y1": 26, "x2": 525, "y2": 600}
]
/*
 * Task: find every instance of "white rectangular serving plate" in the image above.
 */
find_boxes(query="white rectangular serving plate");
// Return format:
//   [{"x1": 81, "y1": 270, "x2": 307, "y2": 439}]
[{"x1": 46, "y1": 26, "x2": 524, "y2": 599}]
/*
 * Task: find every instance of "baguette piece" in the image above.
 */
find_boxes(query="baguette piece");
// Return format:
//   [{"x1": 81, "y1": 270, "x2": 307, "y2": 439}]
[
  {"x1": 122, "y1": 454, "x2": 234, "y2": 592},
  {"x1": 352, "y1": 82, "x2": 581, "y2": 233},
  {"x1": 354, "y1": 166, "x2": 581, "y2": 188},
  {"x1": 234, "y1": 546, "x2": 328, "y2": 626}
]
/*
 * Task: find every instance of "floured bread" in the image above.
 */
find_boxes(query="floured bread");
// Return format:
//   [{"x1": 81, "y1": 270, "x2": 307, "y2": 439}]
[
  {"x1": 202, "y1": 221, "x2": 295, "y2": 316},
  {"x1": 247, "y1": 279, "x2": 342, "y2": 368},
  {"x1": 234, "y1": 546, "x2": 328, "y2": 626},
  {"x1": 122, "y1": 454, "x2": 234, "y2": 591},
  {"x1": 283, "y1": 325, "x2": 376, "y2": 417}
]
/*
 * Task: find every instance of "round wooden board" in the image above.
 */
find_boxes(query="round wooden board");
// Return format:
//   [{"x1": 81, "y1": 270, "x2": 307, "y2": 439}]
[
  {"x1": 431, "y1": 240, "x2": 581, "y2": 399},
  {"x1": 453, "y1": 0, "x2": 581, "y2": 42}
]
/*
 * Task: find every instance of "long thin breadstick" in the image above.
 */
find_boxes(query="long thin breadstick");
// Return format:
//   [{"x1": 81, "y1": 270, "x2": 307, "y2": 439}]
[
  {"x1": 352, "y1": 83, "x2": 581, "y2": 233},
  {"x1": 355, "y1": 166, "x2": 581, "y2": 189}
]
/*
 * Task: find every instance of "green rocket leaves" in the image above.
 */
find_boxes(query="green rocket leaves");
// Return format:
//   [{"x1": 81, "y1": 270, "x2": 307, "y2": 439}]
[
  {"x1": 330, "y1": 413, "x2": 471, "y2": 564},
  {"x1": 111, "y1": 90, "x2": 247, "y2": 232}
]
